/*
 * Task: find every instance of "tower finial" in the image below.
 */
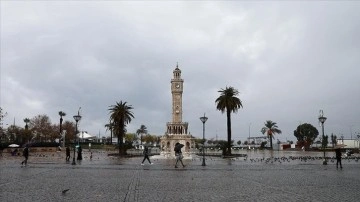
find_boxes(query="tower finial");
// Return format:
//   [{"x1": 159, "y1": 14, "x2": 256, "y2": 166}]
[{"x1": 176, "y1": 62, "x2": 178, "y2": 68}]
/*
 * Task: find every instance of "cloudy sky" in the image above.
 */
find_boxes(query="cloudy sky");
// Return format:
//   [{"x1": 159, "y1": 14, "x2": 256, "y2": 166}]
[{"x1": 1, "y1": 1, "x2": 360, "y2": 142}]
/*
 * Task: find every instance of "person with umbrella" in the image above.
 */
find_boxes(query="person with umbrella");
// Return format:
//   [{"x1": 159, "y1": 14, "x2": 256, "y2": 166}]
[
  {"x1": 335, "y1": 146, "x2": 343, "y2": 169},
  {"x1": 174, "y1": 142, "x2": 185, "y2": 168},
  {"x1": 21, "y1": 145, "x2": 29, "y2": 166}
]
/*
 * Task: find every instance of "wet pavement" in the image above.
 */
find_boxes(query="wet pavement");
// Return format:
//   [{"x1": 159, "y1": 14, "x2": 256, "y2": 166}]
[{"x1": 1, "y1": 150, "x2": 360, "y2": 202}]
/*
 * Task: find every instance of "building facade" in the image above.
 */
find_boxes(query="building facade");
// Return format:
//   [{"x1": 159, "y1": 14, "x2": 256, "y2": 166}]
[{"x1": 160, "y1": 64, "x2": 195, "y2": 158}]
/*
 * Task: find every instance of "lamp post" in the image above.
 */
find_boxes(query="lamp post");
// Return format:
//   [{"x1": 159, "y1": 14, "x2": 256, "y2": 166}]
[
  {"x1": 200, "y1": 113, "x2": 208, "y2": 166},
  {"x1": 72, "y1": 113, "x2": 82, "y2": 165},
  {"x1": 318, "y1": 110, "x2": 327, "y2": 165}
]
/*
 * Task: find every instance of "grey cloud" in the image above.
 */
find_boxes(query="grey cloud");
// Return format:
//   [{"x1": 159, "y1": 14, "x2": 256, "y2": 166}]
[{"x1": 1, "y1": 1, "x2": 359, "y2": 142}]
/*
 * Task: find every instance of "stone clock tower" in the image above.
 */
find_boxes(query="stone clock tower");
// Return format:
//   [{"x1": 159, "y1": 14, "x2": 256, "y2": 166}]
[{"x1": 160, "y1": 64, "x2": 195, "y2": 158}]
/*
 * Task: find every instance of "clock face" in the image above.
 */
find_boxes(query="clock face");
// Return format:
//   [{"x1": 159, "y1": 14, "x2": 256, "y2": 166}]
[{"x1": 176, "y1": 84, "x2": 180, "y2": 88}]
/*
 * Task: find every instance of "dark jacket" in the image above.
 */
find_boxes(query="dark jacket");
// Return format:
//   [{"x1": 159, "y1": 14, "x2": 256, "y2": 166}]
[
  {"x1": 23, "y1": 147, "x2": 29, "y2": 157},
  {"x1": 143, "y1": 147, "x2": 149, "y2": 156},
  {"x1": 335, "y1": 148, "x2": 341, "y2": 159}
]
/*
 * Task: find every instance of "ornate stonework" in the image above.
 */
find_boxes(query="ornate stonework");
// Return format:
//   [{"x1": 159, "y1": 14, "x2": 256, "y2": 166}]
[{"x1": 160, "y1": 64, "x2": 195, "y2": 158}]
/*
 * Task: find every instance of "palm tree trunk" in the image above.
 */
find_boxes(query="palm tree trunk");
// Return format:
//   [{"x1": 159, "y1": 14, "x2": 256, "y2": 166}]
[
  {"x1": 118, "y1": 123, "x2": 125, "y2": 156},
  {"x1": 60, "y1": 117, "x2": 63, "y2": 135},
  {"x1": 270, "y1": 135, "x2": 273, "y2": 150},
  {"x1": 226, "y1": 109, "x2": 232, "y2": 155}
]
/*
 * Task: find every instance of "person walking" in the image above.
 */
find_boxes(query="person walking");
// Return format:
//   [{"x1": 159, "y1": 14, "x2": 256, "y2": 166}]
[
  {"x1": 141, "y1": 146, "x2": 153, "y2": 165},
  {"x1": 174, "y1": 143, "x2": 185, "y2": 168},
  {"x1": 335, "y1": 148, "x2": 342, "y2": 169},
  {"x1": 21, "y1": 146, "x2": 29, "y2": 166},
  {"x1": 66, "y1": 146, "x2": 70, "y2": 162}
]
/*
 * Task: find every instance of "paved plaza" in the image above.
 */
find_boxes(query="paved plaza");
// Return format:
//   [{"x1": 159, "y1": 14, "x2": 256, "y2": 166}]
[{"x1": 1, "y1": 150, "x2": 360, "y2": 202}]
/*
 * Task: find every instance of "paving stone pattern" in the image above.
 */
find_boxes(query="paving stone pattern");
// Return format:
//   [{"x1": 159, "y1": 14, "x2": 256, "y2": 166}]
[{"x1": 1, "y1": 151, "x2": 359, "y2": 202}]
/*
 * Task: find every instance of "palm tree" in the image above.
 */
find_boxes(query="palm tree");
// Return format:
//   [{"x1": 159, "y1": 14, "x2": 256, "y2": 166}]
[
  {"x1": 261, "y1": 120, "x2": 282, "y2": 150},
  {"x1": 215, "y1": 86, "x2": 243, "y2": 156},
  {"x1": 105, "y1": 121, "x2": 114, "y2": 145},
  {"x1": 58, "y1": 111, "x2": 66, "y2": 136},
  {"x1": 136, "y1": 125, "x2": 148, "y2": 146},
  {"x1": 108, "y1": 101, "x2": 134, "y2": 156},
  {"x1": 24, "y1": 118, "x2": 30, "y2": 129},
  {"x1": 23, "y1": 118, "x2": 30, "y2": 144}
]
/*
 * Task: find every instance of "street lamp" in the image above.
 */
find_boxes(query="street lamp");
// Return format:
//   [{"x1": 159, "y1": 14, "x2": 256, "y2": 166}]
[
  {"x1": 318, "y1": 110, "x2": 327, "y2": 165},
  {"x1": 200, "y1": 113, "x2": 208, "y2": 166},
  {"x1": 72, "y1": 112, "x2": 82, "y2": 165}
]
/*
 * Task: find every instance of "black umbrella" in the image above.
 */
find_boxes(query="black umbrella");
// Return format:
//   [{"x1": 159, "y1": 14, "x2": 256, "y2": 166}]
[{"x1": 174, "y1": 143, "x2": 184, "y2": 151}]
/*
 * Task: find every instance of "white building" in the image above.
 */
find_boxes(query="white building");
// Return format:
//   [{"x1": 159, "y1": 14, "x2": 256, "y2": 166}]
[{"x1": 337, "y1": 139, "x2": 360, "y2": 149}]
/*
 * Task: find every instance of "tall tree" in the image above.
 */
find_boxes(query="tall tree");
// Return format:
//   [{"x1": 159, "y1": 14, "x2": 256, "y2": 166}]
[
  {"x1": 0, "y1": 107, "x2": 7, "y2": 143},
  {"x1": 136, "y1": 125, "x2": 148, "y2": 145},
  {"x1": 108, "y1": 101, "x2": 134, "y2": 155},
  {"x1": 62, "y1": 121, "x2": 76, "y2": 146},
  {"x1": 30, "y1": 114, "x2": 53, "y2": 142},
  {"x1": 7, "y1": 124, "x2": 21, "y2": 143},
  {"x1": 23, "y1": 118, "x2": 30, "y2": 144},
  {"x1": 330, "y1": 133, "x2": 337, "y2": 148},
  {"x1": 124, "y1": 133, "x2": 138, "y2": 146},
  {"x1": 58, "y1": 111, "x2": 66, "y2": 136},
  {"x1": 294, "y1": 123, "x2": 319, "y2": 149},
  {"x1": 261, "y1": 120, "x2": 282, "y2": 150},
  {"x1": 105, "y1": 121, "x2": 114, "y2": 145},
  {"x1": 215, "y1": 86, "x2": 243, "y2": 156}
]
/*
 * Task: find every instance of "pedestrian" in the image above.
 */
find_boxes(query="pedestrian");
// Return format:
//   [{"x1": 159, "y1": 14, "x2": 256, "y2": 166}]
[
  {"x1": 77, "y1": 145, "x2": 82, "y2": 160},
  {"x1": 21, "y1": 146, "x2": 29, "y2": 166},
  {"x1": 335, "y1": 148, "x2": 342, "y2": 169},
  {"x1": 141, "y1": 146, "x2": 153, "y2": 165},
  {"x1": 66, "y1": 146, "x2": 70, "y2": 162},
  {"x1": 174, "y1": 143, "x2": 185, "y2": 168}
]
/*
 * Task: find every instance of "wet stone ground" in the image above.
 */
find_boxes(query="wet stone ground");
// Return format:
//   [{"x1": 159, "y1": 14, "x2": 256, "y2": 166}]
[{"x1": 1, "y1": 150, "x2": 359, "y2": 202}]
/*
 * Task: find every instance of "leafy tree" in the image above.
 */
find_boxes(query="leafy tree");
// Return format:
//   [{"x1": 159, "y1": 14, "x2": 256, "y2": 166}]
[
  {"x1": 294, "y1": 123, "x2": 319, "y2": 149},
  {"x1": 215, "y1": 86, "x2": 243, "y2": 155},
  {"x1": 30, "y1": 114, "x2": 54, "y2": 142},
  {"x1": 0, "y1": 107, "x2": 7, "y2": 143},
  {"x1": 194, "y1": 138, "x2": 204, "y2": 149},
  {"x1": 143, "y1": 134, "x2": 151, "y2": 144},
  {"x1": 330, "y1": 133, "x2": 337, "y2": 147},
  {"x1": 154, "y1": 135, "x2": 161, "y2": 145},
  {"x1": 261, "y1": 120, "x2": 282, "y2": 150},
  {"x1": 108, "y1": 101, "x2": 134, "y2": 155},
  {"x1": 243, "y1": 141, "x2": 248, "y2": 145},
  {"x1": 62, "y1": 121, "x2": 76, "y2": 146},
  {"x1": 136, "y1": 125, "x2": 148, "y2": 145},
  {"x1": 124, "y1": 133, "x2": 137, "y2": 146},
  {"x1": 237, "y1": 140, "x2": 241, "y2": 145},
  {"x1": 7, "y1": 124, "x2": 22, "y2": 143},
  {"x1": 260, "y1": 141, "x2": 267, "y2": 149},
  {"x1": 143, "y1": 134, "x2": 159, "y2": 145}
]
